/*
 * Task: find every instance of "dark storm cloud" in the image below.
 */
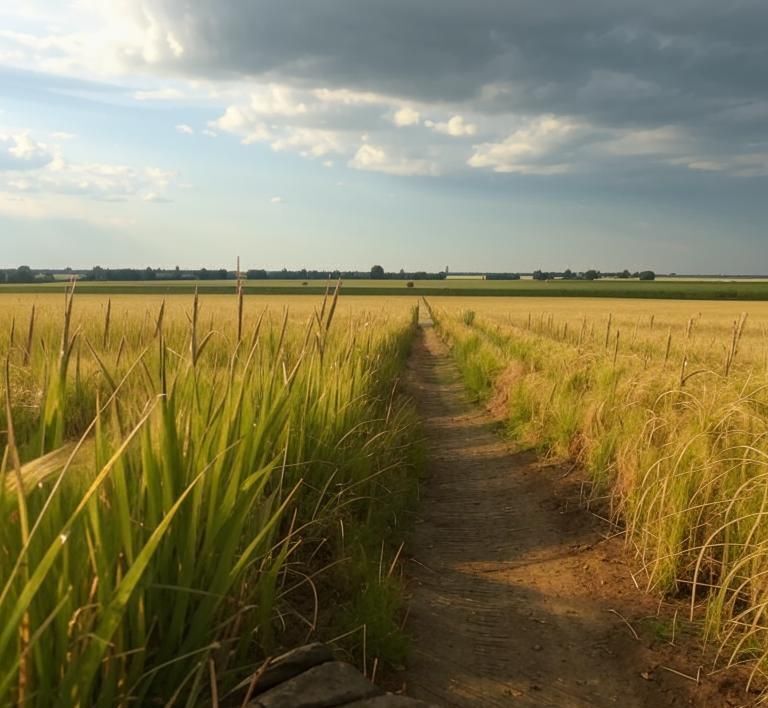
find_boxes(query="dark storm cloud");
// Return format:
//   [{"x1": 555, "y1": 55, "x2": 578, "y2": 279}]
[{"x1": 133, "y1": 0, "x2": 768, "y2": 129}]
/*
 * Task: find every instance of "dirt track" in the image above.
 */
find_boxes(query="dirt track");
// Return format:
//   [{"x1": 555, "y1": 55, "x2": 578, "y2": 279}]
[{"x1": 399, "y1": 322, "x2": 748, "y2": 707}]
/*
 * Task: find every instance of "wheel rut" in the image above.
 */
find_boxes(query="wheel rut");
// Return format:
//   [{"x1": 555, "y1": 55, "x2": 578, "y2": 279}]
[{"x1": 399, "y1": 322, "x2": 740, "y2": 707}]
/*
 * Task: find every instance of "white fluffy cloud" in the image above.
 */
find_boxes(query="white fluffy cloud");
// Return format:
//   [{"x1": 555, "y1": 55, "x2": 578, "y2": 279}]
[
  {"x1": 176, "y1": 123, "x2": 194, "y2": 135},
  {"x1": 468, "y1": 116, "x2": 583, "y2": 174},
  {"x1": 425, "y1": 115, "x2": 477, "y2": 137},
  {"x1": 0, "y1": 130, "x2": 176, "y2": 202},
  {"x1": 0, "y1": 132, "x2": 54, "y2": 170},
  {"x1": 249, "y1": 84, "x2": 308, "y2": 116},
  {"x1": 209, "y1": 83, "x2": 464, "y2": 175},
  {"x1": 392, "y1": 107, "x2": 421, "y2": 127},
  {"x1": 349, "y1": 144, "x2": 437, "y2": 177}
]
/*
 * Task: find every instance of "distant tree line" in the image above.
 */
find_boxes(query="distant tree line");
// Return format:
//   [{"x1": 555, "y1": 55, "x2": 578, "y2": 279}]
[
  {"x1": 532, "y1": 269, "x2": 656, "y2": 281},
  {"x1": 486, "y1": 273, "x2": 521, "y2": 280},
  {"x1": 0, "y1": 266, "x2": 55, "y2": 283},
  {"x1": 1, "y1": 265, "x2": 658, "y2": 283}
]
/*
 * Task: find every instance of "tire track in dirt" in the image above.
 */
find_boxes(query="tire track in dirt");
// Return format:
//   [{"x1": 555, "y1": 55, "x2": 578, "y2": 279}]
[{"x1": 400, "y1": 321, "x2": 743, "y2": 707}]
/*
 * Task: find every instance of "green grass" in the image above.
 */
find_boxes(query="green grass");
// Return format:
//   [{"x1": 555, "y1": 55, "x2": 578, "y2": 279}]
[
  {"x1": 6, "y1": 279, "x2": 768, "y2": 300},
  {"x1": 0, "y1": 290, "x2": 423, "y2": 705}
]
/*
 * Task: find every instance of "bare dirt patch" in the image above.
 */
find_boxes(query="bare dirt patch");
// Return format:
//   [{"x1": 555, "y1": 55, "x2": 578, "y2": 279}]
[{"x1": 396, "y1": 323, "x2": 754, "y2": 707}]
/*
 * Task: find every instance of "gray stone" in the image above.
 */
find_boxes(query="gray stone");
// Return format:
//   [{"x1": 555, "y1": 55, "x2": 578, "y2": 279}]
[
  {"x1": 250, "y1": 661, "x2": 381, "y2": 708},
  {"x1": 236, "y1": 643, "x2": 335, "y2": 695},
  {"x1": 341, "y1": 695, "x2": 439, "y2": 707}
]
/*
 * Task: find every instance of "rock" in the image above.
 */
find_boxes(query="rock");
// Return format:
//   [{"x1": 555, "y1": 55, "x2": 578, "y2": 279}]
[
  {"x1": 249, "y1": 661, "x2": 381, "y2": 708},
  {"x1": 341, "y1": 695, "x2": 440, "y2": 707},
  {"x1": 236, "y1": 643, "x2": 335, "y2": 695}
]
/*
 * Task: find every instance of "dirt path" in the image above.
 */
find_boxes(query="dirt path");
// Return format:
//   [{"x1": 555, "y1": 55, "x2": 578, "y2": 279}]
[{"x1": 399, "y1": 322, "x2": 745, "y2": 707}]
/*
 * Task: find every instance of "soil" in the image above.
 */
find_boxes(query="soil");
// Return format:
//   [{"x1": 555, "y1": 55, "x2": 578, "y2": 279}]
[{"x1": 395, "y1": 321, "x2": 756, "y2": 707}]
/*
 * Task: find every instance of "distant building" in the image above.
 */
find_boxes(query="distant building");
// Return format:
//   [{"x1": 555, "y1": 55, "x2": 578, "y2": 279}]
[{"x1": 446, "y1": 274, "x2": 487, "y2": 280}]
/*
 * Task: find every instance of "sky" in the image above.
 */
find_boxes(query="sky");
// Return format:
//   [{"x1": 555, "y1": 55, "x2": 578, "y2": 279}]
[{"x1": 0, "y1": 1, "x2": 766, "y2": 273}]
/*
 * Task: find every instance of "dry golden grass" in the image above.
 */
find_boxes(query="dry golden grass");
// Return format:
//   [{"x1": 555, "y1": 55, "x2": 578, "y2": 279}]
[{"x1": 428, "y1": 296, "x2": 768, "y2": 695}]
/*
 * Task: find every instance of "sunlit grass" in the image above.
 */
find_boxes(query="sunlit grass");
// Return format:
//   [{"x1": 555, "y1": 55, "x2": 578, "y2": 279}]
[
  {"x1": 0, "y1": 289, "x2": 422, "y2": 705},
  {"x1": 426, "y1": 296, "x2": 768, "y2": 692}
]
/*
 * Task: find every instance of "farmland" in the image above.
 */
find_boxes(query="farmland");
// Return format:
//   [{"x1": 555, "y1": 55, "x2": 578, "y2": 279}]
[
  {"x1": 0, "y1": 290, "x2": 421, "y2": 705},
  {"x1": 4, "y1": 288, "x2": 768, "y2": 704},
  {"x1": 5, "y1": 278, "x2": 768, "y2": 300}
]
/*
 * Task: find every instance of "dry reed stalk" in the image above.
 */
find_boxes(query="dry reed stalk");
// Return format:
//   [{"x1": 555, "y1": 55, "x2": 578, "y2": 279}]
[
  {"x1": 102, "y1": 299, "x2": 111, "y2": 349},
  {"x1": 679, "y1": 354, "x2": 688, "y2": 387},
  {"x1": 325, "y1": 279, "x2": 341, "y2": 332},
  {"x1": 116, "y1": 336, "x2": 126, "y2": 367},
  {"x1": 319, "y1": 282, "x2": 331, "y2": 322},
  {"x1": 724, "y1": 312, "x2": 748, "y2": 377},
  {"x1": 664, "y1": 328, "x2": 672, "y2": 366},
  {"x1": 605, "y1": 313, "x2": 613, "y2": 349},
  {"x1": 23, "y1": 306, "x2": 35, "y2": 367},
  {"x1": 236, "y1": 257, "x2": 244, "y2": 344},
  {"x1": 190, "y1": 287, "x2": 199, "y2": 365},
  {"x1": 61, "y1": 280, "x2": 76, "y2": 365},
  {"x1": 154, "y1": 300, "x2": 166, "y2": 339}
]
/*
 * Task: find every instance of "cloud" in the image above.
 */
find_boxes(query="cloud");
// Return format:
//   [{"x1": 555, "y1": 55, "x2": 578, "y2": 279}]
[
  {"x1": 671, "y1": 153, "x2": 768, "y2": 178},
  {"x1": 270, "y1": 196, "x2": 282, "y2": 203},
  {"x1": 468, "y1": 116, "x2": 585, "y2": 174},
  {"x1": 392, "y1": 107, "x2": 420, "y2": 127},
  {"x1": 349, "y1": 144, "x2": 436, "y2": 177},
  {"x1": 599, "y1": 126, "x2": 690, "y2": 157},
  {"x1": 425, "y1": 115, "x2": 477, "y2": 137},
  {"x1": 6, "y1": 2, "x2": 766, "y2": 184},
  {"x1": 212, "y1": 95, "x2": 348, "y2": 155},
  {"x1": 0, "y1": 132, "x2": 54, "y2": 170},
  {"x1": 176, "y1": 123, "x2": 194, "y2": 135},
  {"x1": 0, "y1": 130, "x2": 177, "y2": 202},
  {"x1": 94, "y1": 1, "x2": 766, "y2": 118},
  {"x1": 249, "y1": 84, "x2": 307, "y2": 116}
]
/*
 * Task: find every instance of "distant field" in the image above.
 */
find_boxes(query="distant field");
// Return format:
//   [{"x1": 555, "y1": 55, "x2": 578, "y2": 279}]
[{"x1": 5, "y1": 278, "x2": 768, "y2": 300}]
